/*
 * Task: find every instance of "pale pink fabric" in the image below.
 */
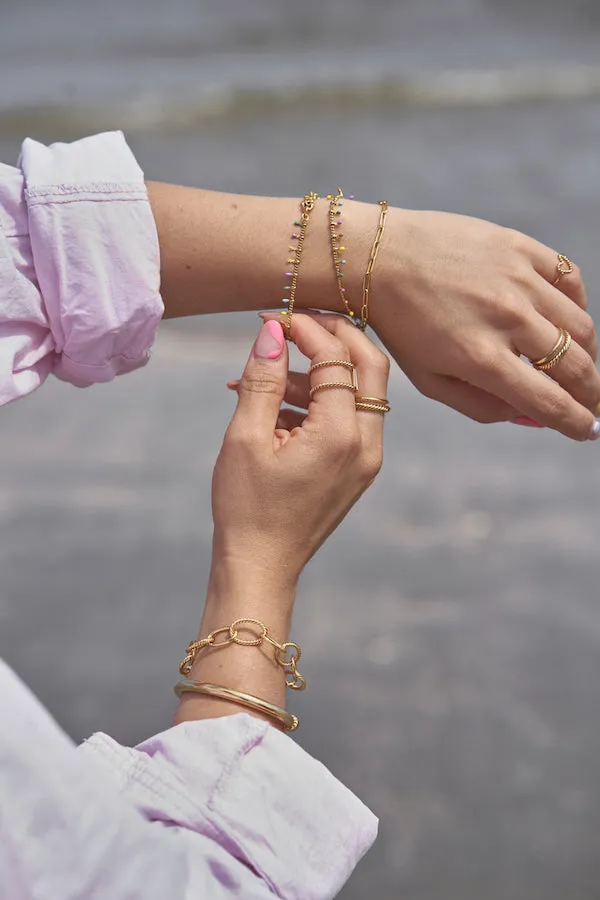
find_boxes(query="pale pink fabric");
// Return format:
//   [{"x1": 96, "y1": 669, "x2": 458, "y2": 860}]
[
  {"x1": 0, "y1": 131, "x2": 163, "y2": 404},
  {"x1": 0, "y1": 658, "x2": 377, "y2": 899}
]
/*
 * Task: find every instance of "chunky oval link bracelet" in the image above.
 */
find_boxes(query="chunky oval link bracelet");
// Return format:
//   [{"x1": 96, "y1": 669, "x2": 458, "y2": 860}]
[{"x1": 179, "y1": 617, "x2": 306, "y2": 690}]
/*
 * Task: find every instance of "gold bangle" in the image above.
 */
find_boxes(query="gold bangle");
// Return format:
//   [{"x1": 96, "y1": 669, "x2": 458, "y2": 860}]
[
  {"x1": 281, "y1": 192, "x2": 319, "y2": 335},
  {"x1": 180, "y1": 618, "x2": 306, "y2": 690},
  {"x1": 174, "y1": 680, "x2": 299, "y2": 732},
  {"x1": 358, "y1": 200, "x2": 388, "y2": 331}
]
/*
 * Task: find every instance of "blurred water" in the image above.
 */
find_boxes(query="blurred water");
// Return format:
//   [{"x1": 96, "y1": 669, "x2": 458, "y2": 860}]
[{"x1": 1, "y1": 0, "x2": 600, "y2": 129}]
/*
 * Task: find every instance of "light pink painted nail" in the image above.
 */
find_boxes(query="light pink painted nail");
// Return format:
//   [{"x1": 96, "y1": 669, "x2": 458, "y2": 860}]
[
  {"x1": 512, "y1": 416, "x2": 544, "y2": 428},
  {"x1": 254, "y1": 320, "x2": 284, "y2": 359}
]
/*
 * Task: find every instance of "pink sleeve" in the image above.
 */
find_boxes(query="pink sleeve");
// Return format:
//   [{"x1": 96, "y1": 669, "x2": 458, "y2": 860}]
[
  {"x1": 0, "y1": 131, "x2": 163, "y2": 404},
  {"x1": 79, "y1": 716, "x2": 378, "y2": 900}
]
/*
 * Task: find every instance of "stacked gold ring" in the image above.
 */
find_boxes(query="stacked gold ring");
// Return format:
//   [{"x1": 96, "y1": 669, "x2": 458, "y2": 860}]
[
  {"x1": 308, "y1": 359, "x2": 359, "y2": 400},
  {"x1": 355, "y1": 395, "x2": 391, "y2": 414},
  {"x1": 531, "y1": 328, "x2": 572, "y2": 372}
]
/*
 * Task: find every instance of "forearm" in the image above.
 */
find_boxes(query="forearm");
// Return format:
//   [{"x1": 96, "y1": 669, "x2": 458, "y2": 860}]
[
  {"x1": 147, "y1": 182, "x2": 377, "y2": 320},
  {"x1": 173, "y1": 554, "x2": 297, "y2": 728}
]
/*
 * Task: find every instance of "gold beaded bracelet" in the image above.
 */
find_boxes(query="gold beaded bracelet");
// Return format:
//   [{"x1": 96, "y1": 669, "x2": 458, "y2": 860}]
[
  {"x1": 179, "y1": 617, "x2": 306, "y2": 691},
  {"x1": 327, "y1": 190, "x2": 389, "y2": 331},
  {"x1": 281, "y1": 191, "x2": 319, "y2": 335},
  {"x1": 327, "y1": 187, "x2": 357, "y2": 323}
]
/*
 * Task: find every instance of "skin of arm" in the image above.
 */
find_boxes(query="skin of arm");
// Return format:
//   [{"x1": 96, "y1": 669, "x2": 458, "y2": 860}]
[
  {"x1": 172, "y1": 312, "x2": 390, "y2": 730},
  {"x1": 147, "y1": 181, "x2": 600, "y2": 441},
  {"x1": 147, "y1": 182, "x2": 354, "y2": 319}
]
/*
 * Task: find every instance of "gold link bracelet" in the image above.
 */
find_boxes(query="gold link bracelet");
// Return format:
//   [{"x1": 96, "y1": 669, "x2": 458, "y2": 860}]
[{"x1": 179, "y1": 617, "x2": 306, "y2": 691}]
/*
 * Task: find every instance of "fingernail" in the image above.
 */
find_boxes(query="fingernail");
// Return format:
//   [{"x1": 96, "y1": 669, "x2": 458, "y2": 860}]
[
  {"x1": 254, "y1": 320, "x2": 284, "y2": 360},
  {"x1": 590, "y1": 418, "x2": 600, "y2": 441},
  {"x1": 226, "y1": 380, "x2": 240, "y2": 391},
  {"x1": 512, "y1": 416, "x2": 544, "y2": 428}
]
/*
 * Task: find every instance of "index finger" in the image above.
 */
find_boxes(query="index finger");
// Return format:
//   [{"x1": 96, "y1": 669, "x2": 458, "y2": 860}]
[
  {"x1": 279, "y1": 313, "x2": 358, "y2": 424},
  {"x1": 292, "y1": 311, "x2": 391, "y2": 450}
]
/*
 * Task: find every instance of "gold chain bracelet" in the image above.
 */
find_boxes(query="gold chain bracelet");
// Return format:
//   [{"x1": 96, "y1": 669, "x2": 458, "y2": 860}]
[
  {"x1": 327, "y1": 190, "x2": 389, "y2": 331},
  {"x1": 358, "y1": 200, "x2": 388, "y2": 331},
  {"x1": 281, "y1": 191, "x2": 319, "y2": 336},
  {"x1": 179, "y1": 618, "x2": 306, "y2": 690},
  {"x1": 327, "y1": 187, "x2": 357, "y2": 322}
]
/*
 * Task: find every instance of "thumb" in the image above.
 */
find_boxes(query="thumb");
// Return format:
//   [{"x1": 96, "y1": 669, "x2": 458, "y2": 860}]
[{"x1": 228, "y1": 320, "x2": 288, "y2": 444}]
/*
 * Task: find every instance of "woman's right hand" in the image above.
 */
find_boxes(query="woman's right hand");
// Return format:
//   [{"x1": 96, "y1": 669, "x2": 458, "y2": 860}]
[{"x1": 212, "y1": 313, "x2": 390, "y2": 588}]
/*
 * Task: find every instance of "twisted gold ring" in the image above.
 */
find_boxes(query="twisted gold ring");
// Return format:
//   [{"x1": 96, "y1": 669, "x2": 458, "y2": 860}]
[
  {"x1": 309, "y1": 359, "x2": 359, "y2": 400},
  {"x1": 308, "y1": 359, "x2": 354, "y2": 375},
  {"x1": 355, "y1": 395, "x2": 391, "y2": 414},
  {"x1": 309, "y1": 380, "x2": 358, "y2": 400},
  {"x1": 552, "y1": 254, "x2": 574, "y2": 287},
  {"x1": 531, "y1": 328, "x2": 572, "y2": 371}
]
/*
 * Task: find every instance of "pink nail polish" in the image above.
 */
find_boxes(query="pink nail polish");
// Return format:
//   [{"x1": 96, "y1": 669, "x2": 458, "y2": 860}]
[
  {"x1": 512, "y1": 416, "x2": 543, "y2": 428},
  {"x1": 254, "y1": 320, "x2": 284, "y2": 359}
]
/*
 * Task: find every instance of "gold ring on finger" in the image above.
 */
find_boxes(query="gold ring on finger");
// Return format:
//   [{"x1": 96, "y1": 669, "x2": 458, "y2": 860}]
[
  {"x1": 355, "y1": 403, "x2": 390, "y2": 415},
  {"x1": 532, "y1": 329, "x2": 572, "y2": 372},
  {"x1": 309, "y1": 380, "x2": 358, "y2": 400},
  {"x1": 530, "y1": 327, "x2": 565, "y2": 368},
  {"x1": 308, "y1": 359, "x2": 354, "y2": 375},
  {"x1": 552, "y1": 254, "x2": 574, "y2": 287},
  {"x1": 355, "y1": 395, "x2": 391, "y2": 414}
]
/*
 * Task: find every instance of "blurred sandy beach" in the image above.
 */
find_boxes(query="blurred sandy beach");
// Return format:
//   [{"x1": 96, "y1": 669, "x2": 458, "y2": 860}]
[{"x1": 1, "y1": 2, "x2": 600, "y2": 898}]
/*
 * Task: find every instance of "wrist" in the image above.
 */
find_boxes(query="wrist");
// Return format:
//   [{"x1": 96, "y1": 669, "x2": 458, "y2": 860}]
[
  {"x1": 205, "y1": 553, "x2": 297, "y2": 625},
  {"x1": 298, "y1": 196, "x2": 376, "y2": 317}
]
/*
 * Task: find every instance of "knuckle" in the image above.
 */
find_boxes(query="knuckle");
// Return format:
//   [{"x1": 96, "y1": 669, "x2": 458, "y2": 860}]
[
  {"x1": 502, "y1": 227, "x2": 527, "y2": 253},
  {"x1": 576, "y1": 313, "x2": 596, "y2": 350},
  {"x1": 567, "y1": 347, "x2": 595, "y2": 384},
  {"x1": 240, "y1": 371, "x2": 282, "y2": 396},
  {"x1": 222, "y1": 425, "x2": 250, "y2": 454},
  {"x1": 359, "y1": 450, "x2": 383, "y2": 482},
  {"x1": 334, "y1": 427, "x2": 361, "y2": 461},
  {"x1": 324, "y1": 336, "x2": 349, "y2": 361},
  {"x1": 370, "y1": 348, "x2": 391, "y2": 378},
  {"x1": 464, "y1": 339, "x2": 501, "y2": 375},
  {"x1": 539, "y1": 390, "x2": 570, "y2": 425},
  {"x1": 493, "y1": 291, "x2": 527, "y2": 328}
]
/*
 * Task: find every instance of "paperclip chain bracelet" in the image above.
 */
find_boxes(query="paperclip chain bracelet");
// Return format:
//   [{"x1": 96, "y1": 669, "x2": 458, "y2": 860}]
[{"x1": 358, "y1": 200, "x2": 389, "y2": 331}]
